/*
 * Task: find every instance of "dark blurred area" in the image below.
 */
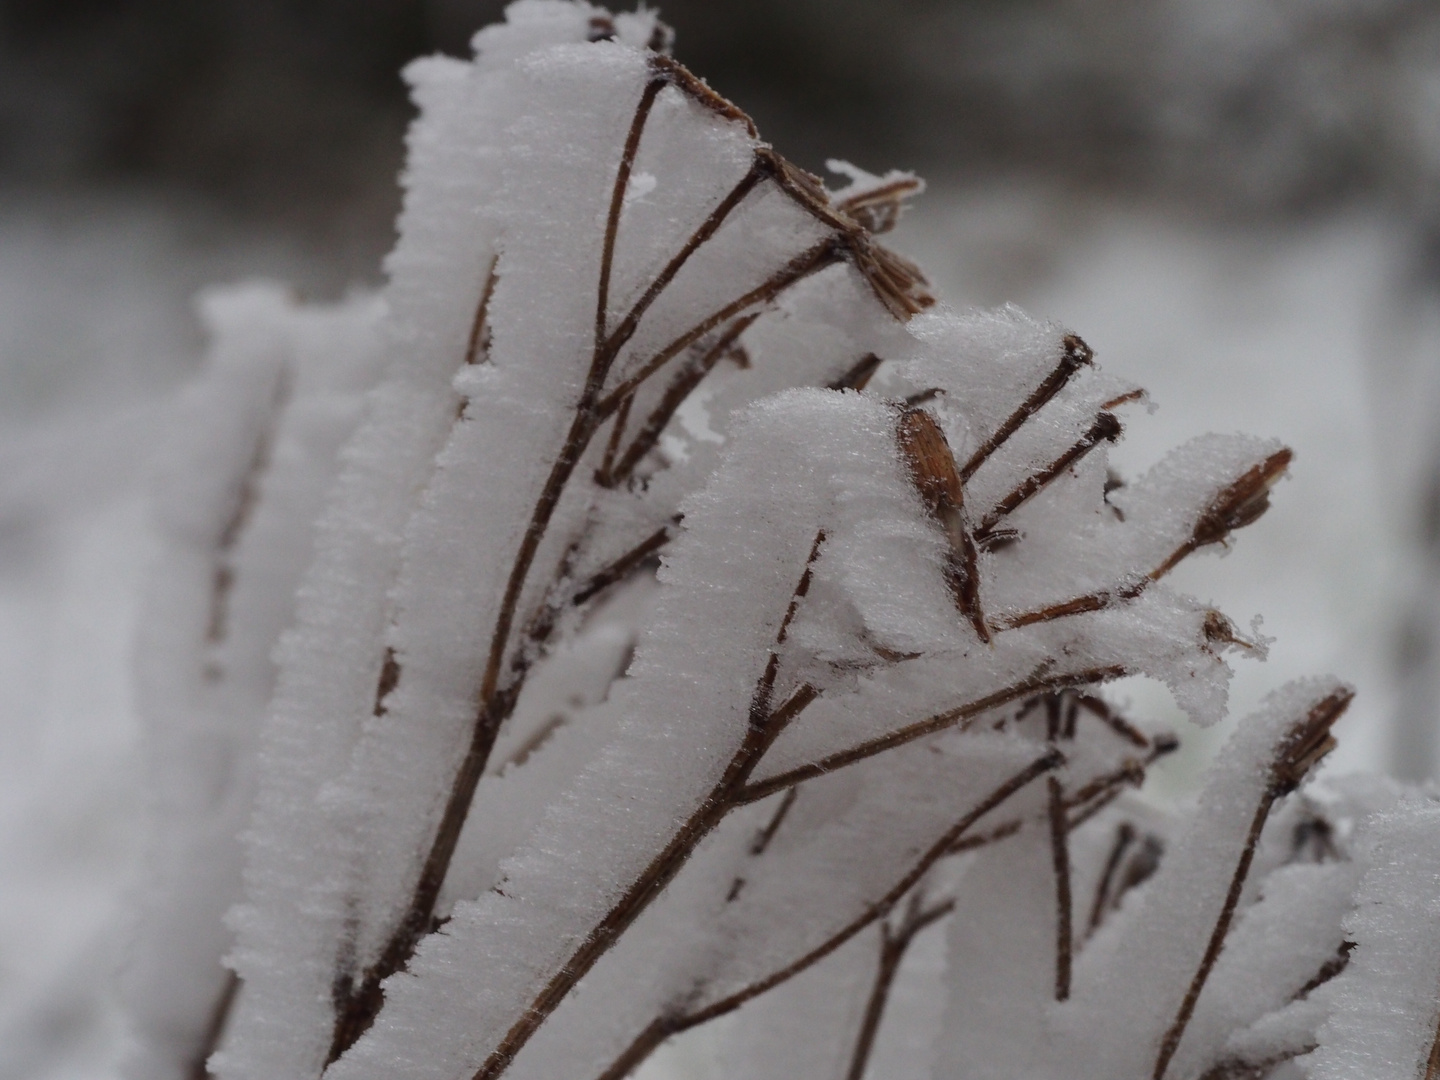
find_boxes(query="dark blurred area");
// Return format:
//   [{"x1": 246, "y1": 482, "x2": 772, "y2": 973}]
[{"x1": 3, "y1": 0, "x2": 1438, "y2": 279}]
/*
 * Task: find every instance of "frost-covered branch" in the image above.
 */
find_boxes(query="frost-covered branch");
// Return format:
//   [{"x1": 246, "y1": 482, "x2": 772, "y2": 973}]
[{"x1": 116, "y1": 7, "x2": 1431, "y2": 1080}]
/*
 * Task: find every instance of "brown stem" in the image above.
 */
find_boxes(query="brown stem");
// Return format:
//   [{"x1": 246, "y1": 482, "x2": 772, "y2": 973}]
[
  {"x1": 599, "y1": 162, "x2": 765, "y2": 365},
  {"x1": 595, "y1": 394, "x2": 633, "y2": 487},
  {"x1": 989, "y1": 578, "x2": 1148, "y2": 634},
  {"x1": 1293, "y1": 940, "x2": 1353, "y2": 1001},
  {"x1": 1074, "y1": 692, "x2": 1151, "y2": 748},
  {"x1": 186, "y1": 970, "x2": 240, "y2": 1080},
  {"x1": 973, "y1": 412, "x2": 1122, "y2": 541},
  {"x1": 750, "y1": 785, "x2": 799, "y2": 856},
  {"x1": 736, "y1": 664, "x2": 1126, "y2": 805},
  {"x1": 829, "y1": 353, "x2": 884, "y2": 392},
  {"x1": 1152, "y1": 794, "x2": 1276, "y2": 1080},
  {"x1": 1086, "y1": 823, "x2": 1136, "y2": 938},
  {"x1": 844, "y1": 895, "x2": 955, "y2": 1080},
  {"x1": 595, "y1": 1018, "x2": 675, "y2": 1080},
  {"x1": 947, "y1": 818, "x2": 1024, "y2": 854},
  {"x1": 571, "y1": 524, "x2": 675, "y2": 606},
  {"x1": 594, "y1": 78, "x2": 666, "y2": 347},
  {"x1": 593, "y1": 752, "x2": 1061, "y2": 1080},
  {"x1": 1048, "y1": 776, "x2": 1073, "y2": 1001},
  {"x1": 596, "y1": 236, "x2": 844, "y2": 418},
  {"x1": 464, "y1": 255, "x2": 500, "y2": 366},
  {"x1": 605, "y1": 313, "x2": 759, "y2": 487},
  {"x1": 959, "y1": 335, "x2": 1093, "y2": 483},
  {"x1": 472, "y1": 542, "x2": 826, "y2": 1080}
]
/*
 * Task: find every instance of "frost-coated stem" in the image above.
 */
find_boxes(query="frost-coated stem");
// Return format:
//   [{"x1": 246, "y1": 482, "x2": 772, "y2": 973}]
[
  {"x1": 1151, "y1": 684, "x2": 1346, "y2": 1080},
  {"x1": 1151, "y1": 794, "x2": 1271, "y2": 1080},
  {"x1": 1048, "y1": 776, "x2": 1073, "y2": 1001},
  {"x1": 843, "y1": 894, "x2": 954, "y2": 1080},
  {"x1": 958, "y1": 334, "x2": 1092, "y2": 482},
  {"x1": 737, "y1": 665, "x2": 1127, "y2": 804},
  {"x1": 1087, "y1": 823, "x2": 1136, "y2": 938},
  {"x1": 593, "y1": 751, "x2": 1062, "y2": 1080},
  {"x1": 328, "y1": 60, "x2": 878, "y2": 1058},
  {"x1": 473, "y1": 535, "x2": 827, "y2": 1080}
]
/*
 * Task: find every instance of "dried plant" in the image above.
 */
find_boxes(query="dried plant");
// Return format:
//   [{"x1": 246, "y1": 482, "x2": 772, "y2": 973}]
[{"x1": 121, "y1": 5, "x2": 1440, "y2": 1080}]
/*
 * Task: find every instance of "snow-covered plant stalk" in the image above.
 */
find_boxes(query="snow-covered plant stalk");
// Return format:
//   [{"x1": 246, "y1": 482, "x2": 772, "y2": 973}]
[{"x1": 122, "y1": 4, "x2": 1440, "y2": 1080}]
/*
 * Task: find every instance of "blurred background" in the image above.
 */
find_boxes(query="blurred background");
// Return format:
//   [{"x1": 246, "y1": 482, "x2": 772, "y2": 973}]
[{"x1": 1, "y1": 1, "x2": 1438, "y2": 1077}]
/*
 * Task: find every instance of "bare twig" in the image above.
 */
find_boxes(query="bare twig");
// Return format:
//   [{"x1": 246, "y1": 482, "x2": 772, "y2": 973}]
[
  {"x1": 844, "y1": 893, "x2": 955, "y2": 1080},
  {"x1": 959, "y1": 335, "x2": 1093, "y2": 483},
  {"x1": 829, "y1": 353, "x2": 884, "y2": 392},
  {"x1": 186, "y1": 970, "x2": 240, "y2": 1080},
  {"x1": 593, "y1": 752, "x2": 1062, "y2": 1080},
  {"x1": 472, "y1": 537, "x2": 827, "y2": 1080},
  {"x1": 1086, "y1": 823, "x2": 1136, "y2": 938},
  {"x1": 463, "y1": 255, "x2": 500, "y2": 366},
  {"x1": 1152, "y1": 688, "x2": 1349, "y2": 1080},
  {"x1": 596, "y1": 237, "x2": 845, "y2": 417},
  {"x1": 736, "y1": 664, "x2": 1126, "y2": 806},
  {"x1": 604, "y1": 313, "x2": 759, "y2": 486},
  {"x1": 1048, "y1": 776, "x2": 1073, "y2": 1001},
  {"x1": 750, "y1": 785, "x2": 799, "y2": 856},
  {"x1": 571, "y1": 524, "x2": 675, "y2": 607},
  {"x1": 973, "y1": 411, "x2": 1122, "y2": 542}
]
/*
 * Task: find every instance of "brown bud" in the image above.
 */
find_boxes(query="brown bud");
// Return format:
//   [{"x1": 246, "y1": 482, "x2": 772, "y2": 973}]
[
  {"x1": 1193, "y1": 448, "x2": 1293, "y2": 550},
  {"x1": 896, "y1": 407, "x2": 963, "y2": 520},
  {"x1": 1270, "y1": 687, "x2": 1351, "y2": 795}
]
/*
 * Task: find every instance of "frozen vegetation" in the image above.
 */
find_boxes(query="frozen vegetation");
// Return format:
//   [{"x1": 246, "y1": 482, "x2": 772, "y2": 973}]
[{"x1": 2, "y1": 4, "x2": 1440, "y2": 1080}]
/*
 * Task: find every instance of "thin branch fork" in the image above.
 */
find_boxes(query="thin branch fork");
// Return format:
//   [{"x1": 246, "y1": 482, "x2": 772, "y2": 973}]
[
  {"x1": 844, "y1": 892, "x2": 955, "y2": 1080},
  {"x1": 959, "y1": 334, "x2": 1093, "y2": 483},
  {"x1": 987, "y1": 446, "x2": 1294, "y2": 636},
  {"x1": 736, "y1": 663, "x2": 1127, "y2": 806},
  {"x1": 472, "y1": 536, "x2": 827, "y2": 1080},
  {"x1": 328, "y1": 56, "x2": 918, "y2": 1057},
  {"x1": 593, "y1": 751, "x2": 1063, "y2": 1080},
  {"x1": 972, "y1": 409, "x2": 1123, "y2": 544}
]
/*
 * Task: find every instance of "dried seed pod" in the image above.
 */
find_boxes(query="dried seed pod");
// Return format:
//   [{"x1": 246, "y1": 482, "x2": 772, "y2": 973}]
[
  {"x1": 896, "y1": 407, "x2": 989, "y2": 642},
  {"x1": 1193, "y1": 448, "x2": 1294, "y2": 550},
  {"x1": 1270, "y1": 686, "x2": 1350, "y2": 795},
  {"x1": 834, "y1": 176, "x2": 924, "y2": 235}
]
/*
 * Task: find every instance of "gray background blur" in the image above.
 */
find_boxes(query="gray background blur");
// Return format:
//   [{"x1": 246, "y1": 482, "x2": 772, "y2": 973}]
[
  {"x1": 5, "y1": 1, "x2": 1439, "y2": 258},
  {"x1": 1, "y1": 4, "x2": 1439, "y2": 1076}
]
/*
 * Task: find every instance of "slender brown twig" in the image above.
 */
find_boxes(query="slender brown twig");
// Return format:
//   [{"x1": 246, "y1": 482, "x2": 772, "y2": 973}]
[
  {"x1": 570, "y1": 524, "x2": 675, "y2": 607},
  {"x1": 1048, "y1": 776, "x2": 1073, "y2": 1001},
  {"x1": 989, "y1": 447, "x2": 1293, "y2": 636},
  {"x1": 592, "y1": 752, "x2": 1062, "y2": 1080},
  {"x1": 472, "y1": 536, "x2": 827, "y2": 1080},
  {"x1": 829, "y1": 353, "x2": 884, "y2": 391},
  {"x1": 186, "y1": 970, "x2": 240, "y2": 1080},
  {"x1": 604, "y1": 313, "x2": 760, "y2": 486},
  {"x1": 1151, "y1": 689, "x2": 1349, "y2": 1080},
  {"x1": 736, "y1": 664, "x2": 1127, "y2": 805},
  {"x1": 1086, "y1": 823, "x2": 1136, "y2": 938},
  {"x1": 463, "y1": 255, "x2": 499, "y2": 366},
  {"x1": 844, "y1": 893, "x2": 955, "y2": 1080},
  {"x1": 959, "y1": 335, "x2": 1093, "y2": 483},
  {"x1": 973, "y1": 411, "x2": 1122, "y2": 543}
]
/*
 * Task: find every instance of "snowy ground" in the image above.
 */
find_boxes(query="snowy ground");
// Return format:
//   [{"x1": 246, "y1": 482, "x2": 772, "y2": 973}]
[{"x1": 0, "y1": 185, "x2": 1432, "y2": 1079}]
